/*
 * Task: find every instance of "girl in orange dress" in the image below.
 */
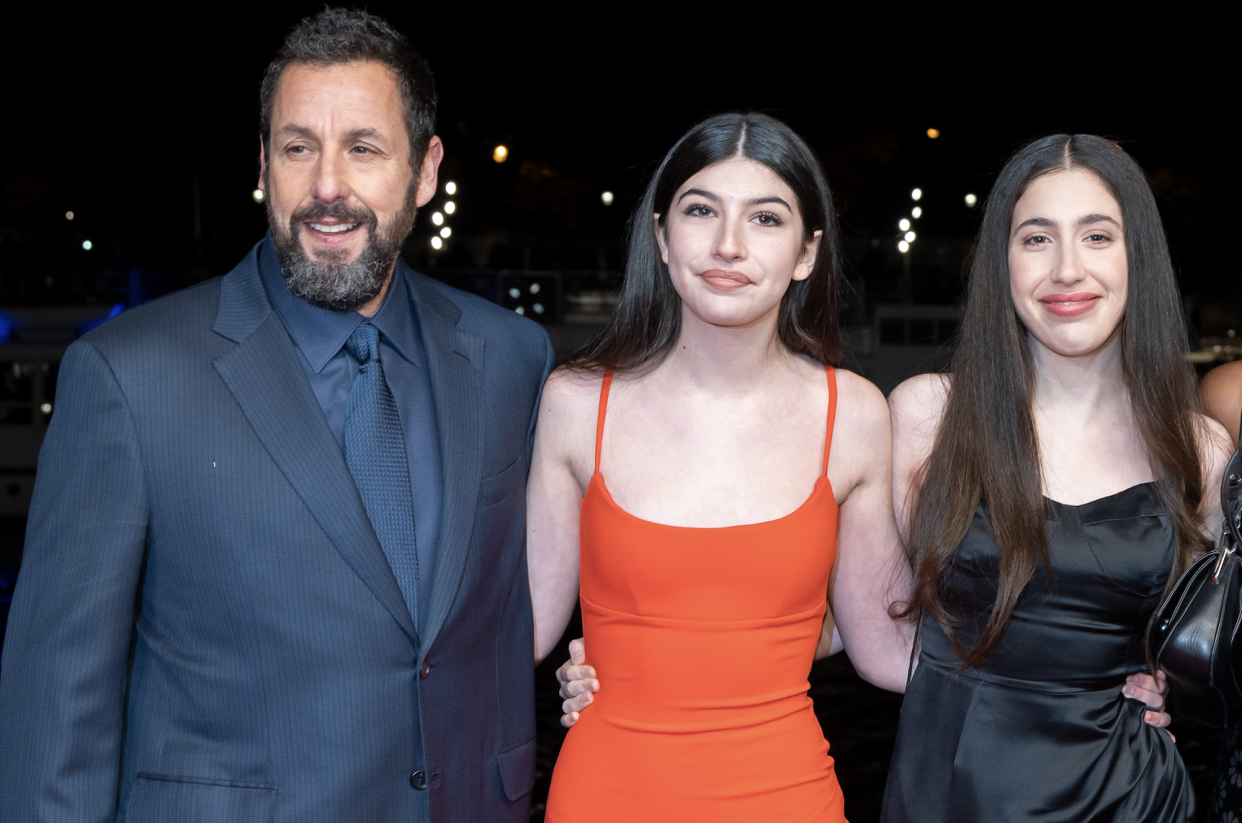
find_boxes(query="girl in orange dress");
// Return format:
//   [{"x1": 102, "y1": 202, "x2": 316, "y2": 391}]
[{"x1": 526, "y1": 113, "x2": 916, "y2": 822}]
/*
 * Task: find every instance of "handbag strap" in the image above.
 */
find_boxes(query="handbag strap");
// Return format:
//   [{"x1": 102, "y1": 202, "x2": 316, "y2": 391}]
[{"x1": 1222, "y1": 406, "x2": 1242, "y2": 549}]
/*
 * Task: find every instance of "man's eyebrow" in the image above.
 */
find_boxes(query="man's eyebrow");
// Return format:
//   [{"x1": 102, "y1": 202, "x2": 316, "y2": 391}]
[
  {"x1": 274, "y1": 124, "x2": 316, "y2": 140},
  {"x1": 272, "y1": 125, "x2": 388, "y2": 143},
  {"x1": 344, "y1": 127, "x2": 386, "y2": 142}
]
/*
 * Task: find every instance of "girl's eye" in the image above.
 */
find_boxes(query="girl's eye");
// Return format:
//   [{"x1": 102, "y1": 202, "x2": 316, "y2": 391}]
[
  {"x1": 684, "y1": 204, "x2": 713, "y2": 217},
  {"x1": 1086, "y1": 233, "x2": 1110, "y2": 243},
  {"x1": 1026, "y1": 234, "x2": 1050, "y2": 245},
  {"x1": 755, "y1": 212, "x2": 783, "y2": 226}
]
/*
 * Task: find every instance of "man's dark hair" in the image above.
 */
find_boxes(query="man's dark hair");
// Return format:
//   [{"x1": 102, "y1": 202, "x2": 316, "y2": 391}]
[{"x1": 260, "y1": 8, "x2": 437, "y2": 170}]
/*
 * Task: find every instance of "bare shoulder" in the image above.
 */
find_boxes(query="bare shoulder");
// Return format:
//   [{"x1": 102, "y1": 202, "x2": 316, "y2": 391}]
[
  {"x1": 824, "y1": 369, "x2": 892, "y2": 506},
  {"x1": 832, "y1": 369, "x2": 890, "y2": 440},
  {"x1": 534, "y1": 368, "x2": 604, "y2": 471},
  {"x1": 541, "y1": 367, "x2": 603, "y2": 408},
  {"x1": 888, "y1": 373, "x2": 951, "y2": 471},
  {"x1": 888, "y1": 373, "x2": 951, "y2": 430},
  {"x1": 1201, "y1": 361, "x2": 1242, "y2": 442}
]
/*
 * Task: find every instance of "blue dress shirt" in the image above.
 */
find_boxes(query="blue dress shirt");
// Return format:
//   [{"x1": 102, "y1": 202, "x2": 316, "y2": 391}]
[{"x1": 258, "y1": 235, "x2": 443, "y2": 627}]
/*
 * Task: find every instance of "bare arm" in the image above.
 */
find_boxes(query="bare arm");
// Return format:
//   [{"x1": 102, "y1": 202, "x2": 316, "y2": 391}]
[
  {"x1": 813, "y1": 553, "x2": 843, "y2": 659},
  {"x1": 527, "y1": 370, "x2": 597, "y2": 663},
  {"x1": 1198, "y1": 363, "x2": 1240, "y2": 541},
  {"x1": 887, "y1": 373, "x2": 950, "y2": 544},
  {"x1": 813, "y1": 613, "x2": 843, "y2": 660},
  {"x1": 826, "y1": 371, "x2": 916, "y2": 692},
  {"x1": 1196, "y1": 412, "x2": 1233, "y2": 542}
]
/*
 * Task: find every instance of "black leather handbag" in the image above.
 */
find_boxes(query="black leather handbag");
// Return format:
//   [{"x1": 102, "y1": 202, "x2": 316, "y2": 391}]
[{"x1": 1149, "y1": 438, "x2": 1242, "y2": 728}]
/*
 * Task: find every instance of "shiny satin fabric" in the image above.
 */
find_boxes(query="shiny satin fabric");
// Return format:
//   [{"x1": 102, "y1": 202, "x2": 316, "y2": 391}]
[
  {"x1": 882, "y1": 483, "x2": 1194, "y2": 822},
  {"x1": 546, "y1": 369, "x2": 846, "y2": 822}
]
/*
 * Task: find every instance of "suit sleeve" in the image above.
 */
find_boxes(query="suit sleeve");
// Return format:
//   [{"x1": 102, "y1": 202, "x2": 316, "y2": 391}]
[{"x1": 0, "y1": 339, "x2": 150, "y2": 823}]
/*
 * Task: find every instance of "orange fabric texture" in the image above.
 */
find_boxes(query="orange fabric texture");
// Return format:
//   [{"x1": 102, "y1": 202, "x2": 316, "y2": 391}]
[{"x1": 546, "y1": 369, "x2": 846, "y2": 822}]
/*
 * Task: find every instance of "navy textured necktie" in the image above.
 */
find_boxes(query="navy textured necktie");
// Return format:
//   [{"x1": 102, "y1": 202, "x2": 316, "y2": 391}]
[{"x1": 344, "y1": 323, "x2": 420, "y2": 623}]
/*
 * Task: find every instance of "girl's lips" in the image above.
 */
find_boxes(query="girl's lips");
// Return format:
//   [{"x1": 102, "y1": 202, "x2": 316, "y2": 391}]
[
  {"x1": 1041, "y1": 293, "x2": 1100, "y2": 318},
  {"x1": 700, "y1": 269, "x2": 751, "y2": 290}
]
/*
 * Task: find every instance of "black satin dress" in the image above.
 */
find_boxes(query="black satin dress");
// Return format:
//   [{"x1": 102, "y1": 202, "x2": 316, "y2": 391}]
[{"x1": 881, "y1": 483, "x2": 1194, "y2": 823}]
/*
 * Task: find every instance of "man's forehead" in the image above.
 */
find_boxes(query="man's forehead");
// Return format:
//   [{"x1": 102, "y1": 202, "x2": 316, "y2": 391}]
[{"x1": 271, "y1": 60, "x2": 405, "y2": 132}]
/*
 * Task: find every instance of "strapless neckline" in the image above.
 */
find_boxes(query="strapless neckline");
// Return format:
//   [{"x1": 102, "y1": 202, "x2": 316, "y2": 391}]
[{"x1": 1043, "y1": 480, "x2": 1157, "y2": 510}]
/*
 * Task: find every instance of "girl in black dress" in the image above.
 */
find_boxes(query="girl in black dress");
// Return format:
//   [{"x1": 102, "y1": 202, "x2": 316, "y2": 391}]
[{"x1": 881, "y1": 134, "x2": 1231, "y2": 822}]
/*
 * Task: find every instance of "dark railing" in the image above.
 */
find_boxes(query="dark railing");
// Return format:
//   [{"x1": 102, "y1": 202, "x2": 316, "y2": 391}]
[{"x1": 425, "y1": 269, "x2": 620, "y2": 327}]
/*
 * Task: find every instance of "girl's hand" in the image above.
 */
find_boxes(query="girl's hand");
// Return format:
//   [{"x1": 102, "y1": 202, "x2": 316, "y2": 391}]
[
  {"x1": 556, "y1": 638, "x2": 598, "y2": 728},
  {"x1": 1125, "y1": 671, "x2": 1174, "y2": 740}
]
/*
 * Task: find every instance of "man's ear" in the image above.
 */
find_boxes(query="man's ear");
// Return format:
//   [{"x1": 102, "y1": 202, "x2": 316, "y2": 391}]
[
  {"x1": 257, "y1": 137, "x2": 268, "y2": 193},
  {"x1": 415, "y1": 136, "x2": 445, "y2": 208}
]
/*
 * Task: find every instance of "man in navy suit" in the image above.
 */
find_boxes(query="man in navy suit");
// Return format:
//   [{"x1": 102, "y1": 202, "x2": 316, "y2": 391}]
[{"x1": 0, "y1": 9, "x2": 551, "y2": 822}]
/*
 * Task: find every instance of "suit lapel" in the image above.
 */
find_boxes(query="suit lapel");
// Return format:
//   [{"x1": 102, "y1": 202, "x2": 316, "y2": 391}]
[
  {"x1": 407, "y1": 271, "x2": 485, "y2": 655},
  {"x1": 212, "y1": 255, "x2": 420, "y2": 647}
]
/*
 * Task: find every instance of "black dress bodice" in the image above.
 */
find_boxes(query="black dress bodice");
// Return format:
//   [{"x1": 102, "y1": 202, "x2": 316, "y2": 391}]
[{"x1": 882, "y1": 483, "x2": 1194, "y2": 823}]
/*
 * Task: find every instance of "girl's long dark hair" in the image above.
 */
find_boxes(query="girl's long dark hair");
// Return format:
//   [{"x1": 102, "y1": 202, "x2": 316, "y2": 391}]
[
  {"x1": 906, "y1": 134, "x2": 1207, "y2": 669},
  {"x1": 566, "y1": 113, "x2": 844, "y2": 373}
]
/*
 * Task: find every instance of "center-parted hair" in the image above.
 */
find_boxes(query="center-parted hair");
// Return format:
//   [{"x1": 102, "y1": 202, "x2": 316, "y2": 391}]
[
  {"x1": 259, "y1": 8, "x2": 437, "y2": 170},
  {"x1": 905, "y1": 134, "x2": 1207, "y2": 669},
  {"x1": 567, "y1": 113, "x2": 844, "y2": 373}
]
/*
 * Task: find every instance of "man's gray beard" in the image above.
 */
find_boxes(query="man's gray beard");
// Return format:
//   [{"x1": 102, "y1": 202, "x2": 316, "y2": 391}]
[{"x1": 267, "y1": 188, "x2": 417, "y2": 313}]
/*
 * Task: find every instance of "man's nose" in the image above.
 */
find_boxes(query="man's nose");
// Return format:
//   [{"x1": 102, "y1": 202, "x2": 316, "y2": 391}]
[{"x1": 310, "y1": 151, "x2": 353, "y2": 203}]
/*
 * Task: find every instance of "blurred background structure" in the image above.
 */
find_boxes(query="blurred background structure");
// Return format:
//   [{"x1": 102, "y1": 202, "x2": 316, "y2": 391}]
[{"x1": 0, "y1": 7, "x2": 1236, "y2": 820}]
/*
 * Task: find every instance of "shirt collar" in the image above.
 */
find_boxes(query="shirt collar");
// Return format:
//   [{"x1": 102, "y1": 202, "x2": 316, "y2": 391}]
[
  {"x1": 369, "y1": 258, "x2": 422, "y2": 369},
  {"x1": 258, "y1": 233, "x2": 423, "y2": 372}
]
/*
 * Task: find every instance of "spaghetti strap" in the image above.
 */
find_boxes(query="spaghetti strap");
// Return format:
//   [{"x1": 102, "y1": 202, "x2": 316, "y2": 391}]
[
  {"x1": 823, "y1": 367, "x2": 837, "y2": 477},
  {"x1": 595, "y1": 371, "x2": 614, "y2": 475}
]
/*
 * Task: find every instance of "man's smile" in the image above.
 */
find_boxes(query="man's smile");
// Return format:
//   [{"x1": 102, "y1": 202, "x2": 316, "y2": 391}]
[{"x1": 309, "y1": 222, "x2": 359, "y2": 234}]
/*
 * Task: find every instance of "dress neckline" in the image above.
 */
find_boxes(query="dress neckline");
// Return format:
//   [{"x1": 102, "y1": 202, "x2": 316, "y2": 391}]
[
  {"x1": 587, "y1": 472, "x2": 837, "y2": 532},
  {"x1": 587, "y1": 367, "x2": 840, "y2": 532},
  {"x1": 1043, "y1": 480, "x2": 1158, "y2": 509}
]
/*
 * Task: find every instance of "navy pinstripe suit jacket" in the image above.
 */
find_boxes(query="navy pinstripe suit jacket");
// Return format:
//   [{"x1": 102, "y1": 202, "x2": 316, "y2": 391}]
[{"x1": 0, "y1": 243, "x2": 553, "y2": 822}]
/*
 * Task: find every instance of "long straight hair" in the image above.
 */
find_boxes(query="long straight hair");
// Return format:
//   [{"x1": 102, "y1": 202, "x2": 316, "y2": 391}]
[
  {"x1": 907, "y1": 134, "x2": 1206, "y2": 668},
  {"x1": 566, "y1": 113, "x2": 843, "y2": 373}
]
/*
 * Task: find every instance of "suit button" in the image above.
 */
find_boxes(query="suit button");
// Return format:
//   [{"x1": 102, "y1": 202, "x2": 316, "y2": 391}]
[
  {"x1": 410, "y1": 770, "x2": 427, "y2": 790},
  {"x1": 420, "y1": 660, "x2": 432, "y2": 679}
]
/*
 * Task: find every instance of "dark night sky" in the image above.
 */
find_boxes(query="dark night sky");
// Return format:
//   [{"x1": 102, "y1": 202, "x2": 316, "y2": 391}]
[{"x1": 3, "y1": 8, "x2": 1236, "y2": 323}]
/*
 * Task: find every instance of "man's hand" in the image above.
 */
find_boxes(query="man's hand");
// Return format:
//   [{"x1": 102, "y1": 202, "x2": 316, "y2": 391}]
[
  {"x1": 1125, "y1": 670, "x2": 1174, "y2": 739},
  {"x1": 556, "y1": 638, "x2": 598, "y2": 728}
]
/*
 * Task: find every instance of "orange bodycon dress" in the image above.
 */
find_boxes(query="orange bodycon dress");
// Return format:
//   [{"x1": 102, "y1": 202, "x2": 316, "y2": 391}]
[{"x1": 545, "y1": 369, "x2": 847, "y2": 822}]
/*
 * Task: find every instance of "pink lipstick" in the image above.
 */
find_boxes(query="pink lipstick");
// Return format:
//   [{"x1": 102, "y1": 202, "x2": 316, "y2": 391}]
[
  {"x1": 1041, "y1": 292, "x2": 1100, "y2": 318},
  {"x1": 700, "y1": 269, "x2": 751, "y2": 291}
]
